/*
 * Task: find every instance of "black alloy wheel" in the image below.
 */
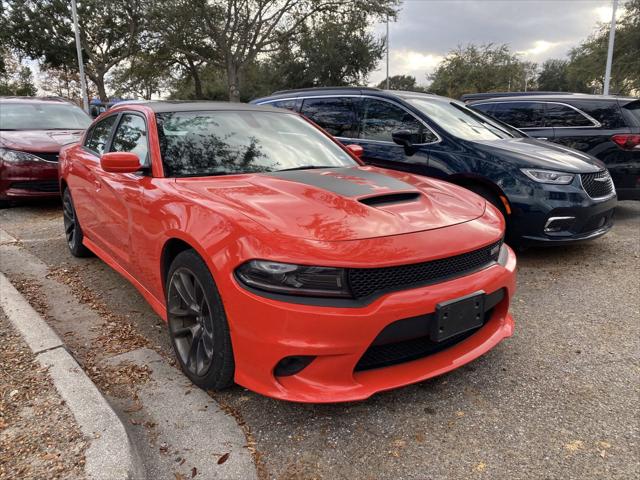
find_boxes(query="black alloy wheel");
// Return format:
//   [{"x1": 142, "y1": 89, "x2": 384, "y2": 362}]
[
  {"x1": 166, "y1": 250, "x2": 234, "y2": 390},
  {"x1": 62, "y1": 188, "x2": 92, "y2": 257}
]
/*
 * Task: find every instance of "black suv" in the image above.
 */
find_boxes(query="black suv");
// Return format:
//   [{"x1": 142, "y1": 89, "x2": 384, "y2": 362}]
[
  {"x1": 469, "y1": 94, "x2": 640, "y2": 200},
  {"x1": 251, "y1": 88, "x2": 617, "y2": 246}
]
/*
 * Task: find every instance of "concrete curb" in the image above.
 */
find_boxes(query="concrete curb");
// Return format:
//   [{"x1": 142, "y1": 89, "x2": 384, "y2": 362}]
[{"x1": 0, "y1": 271, "x2": 144, "y2": 480}]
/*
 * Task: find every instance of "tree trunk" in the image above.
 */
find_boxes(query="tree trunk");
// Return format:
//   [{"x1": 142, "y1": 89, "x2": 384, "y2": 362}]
[
  {"x1": 93, "y1": 74, "x2": 108, "y2": 102},
  {"x1": 227, "y1": 60, "x2": 241, "y2": 102},
  {"x1": 187, "y1": 59, "x2": 203, "y2": 98}
]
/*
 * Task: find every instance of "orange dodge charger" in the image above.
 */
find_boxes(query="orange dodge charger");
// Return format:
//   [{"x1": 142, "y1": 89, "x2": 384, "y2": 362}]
[{"x1": 59, "y1": 101, "x2": 516, "y2": 403}]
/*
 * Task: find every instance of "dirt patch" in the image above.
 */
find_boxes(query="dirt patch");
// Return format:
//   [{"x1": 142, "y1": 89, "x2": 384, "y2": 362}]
[
  {"x1": 11, "y1": 276, "x2": 52, "y2": 321},
  {"x1": 90, "y1": 361, "x2": 152, "y2": 398},
  {"x1": 0, "y1": 311, "x2": 87, "y2": 480}
]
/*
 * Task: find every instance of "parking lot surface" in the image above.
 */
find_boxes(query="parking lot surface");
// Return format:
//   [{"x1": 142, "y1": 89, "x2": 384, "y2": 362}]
[{"x1": 1, "y1": 201, "x2": 638, "y2": 480}]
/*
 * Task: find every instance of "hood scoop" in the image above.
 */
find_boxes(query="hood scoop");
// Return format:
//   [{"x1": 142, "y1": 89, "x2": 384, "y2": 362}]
[{"x1": 359, "y1": 192, "x2": 422, "y2": 207}]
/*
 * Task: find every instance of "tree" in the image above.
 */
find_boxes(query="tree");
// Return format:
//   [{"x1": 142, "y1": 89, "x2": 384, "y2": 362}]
[
  {"x1": 109, "y1": 53, "x2": 171, "y2": 100},
  {"x1": 565, "y1": 0, "x2": 640, "y2": 95},
  {"x1": 376, "y1": 74, "x2": 425, "y2": 91},
  {"x1": 537, "y1": 59, "x2": 570, "y2": 91},
  {"x1": 263, "y1": 10, "x2": 386, "y2": 92},
  {"x1": 427, "y1": 43, "x2": 533, "y2": 99},
  {"x1": 39, "y1": 65, "x2": 87, "y2": 100},
  {"x1": 0, "y1": 48, "x2": 37, "y2": 96},
  {"x1": 4, "y1": 0, "x2": 146, "y2": 101},
  {"x1": 192, "y1": 0, "x2": 399, "y2": 101}
]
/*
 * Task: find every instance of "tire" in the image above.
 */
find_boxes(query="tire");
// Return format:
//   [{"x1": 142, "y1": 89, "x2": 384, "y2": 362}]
[
  {"x1": 165, "y1": 250, "x2": 235, "y2": 391},
  {"x1": 62, "y1": 188, "x2": 93, "y2": 257},
  {"x1": 465, "y1": 184, "x2": 507, "y2": 218}
]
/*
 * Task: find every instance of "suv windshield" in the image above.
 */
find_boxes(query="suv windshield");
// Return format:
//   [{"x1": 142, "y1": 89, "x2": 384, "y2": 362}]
[
  {"x1": 405, "y1": 97, "x2": 515, "y2": 141},
  {"x1": 0, "y1": 103, "x2": 91, "y2": 130},
  {"x1": 156, "y1": 110, "x2": 357, "y2": 177}
]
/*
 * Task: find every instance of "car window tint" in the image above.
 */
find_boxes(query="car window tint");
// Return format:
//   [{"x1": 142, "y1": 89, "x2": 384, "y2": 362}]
[
  {"x1": 85, "y1": 116, "x2": 117, "y2": 155},
  {"x1": 622, "y1": 100, "x2": 640, "y2": 125},
  {"x1": 490, "y1": 102, "x2": 545, "y2": 128},
  {"x1": 269, "y1": 99, "x2": 299, "y2": 112},
  {"x1": 360, "y1": 98, "x2": 433, "y2": 143},
  {"x1": 472, "y1": 103, "x2": 495, "y2": 116},
  {"x1": 300, "y1": 97, "x2": 358, "y2": 138},
  {"x1": 110, "y1": 114, "x2": 149, "y2": 165},
  {"x1": 568, "y1": 100, "x2": 625, "y2": 128},
  {"x1": 544, "y1": 103, "x2": 593, "y2": 127},
  {"x1": 156, "y1": 111, "x2": 357, "y2": 177}
]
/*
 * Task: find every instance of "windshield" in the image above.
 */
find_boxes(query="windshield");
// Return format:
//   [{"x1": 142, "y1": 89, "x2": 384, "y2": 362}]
[
  {"x1": 405, "y1": 98, "x2": 515, "y2": 141},
  {"x1": 156, "y1": 110, "x2": 358, "y2": 177},
  {"x1": 0, "y1": 103, "x2": 92, "y2": 130}
]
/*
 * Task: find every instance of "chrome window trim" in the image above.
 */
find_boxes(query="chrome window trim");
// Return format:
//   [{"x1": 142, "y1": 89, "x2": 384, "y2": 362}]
[
  {"x1": 473, "y1": 100, "x2": 602, "y2": 129},
  {"x1": 258, "y1": 94, "x2": 442, "y2": 146}
]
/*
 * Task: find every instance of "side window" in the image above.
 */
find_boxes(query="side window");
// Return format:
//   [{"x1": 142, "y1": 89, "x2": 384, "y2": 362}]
[
  {"x1": 472, "y1": 103, "x2": 495, "y2": 116},
  {"x1": 566, "y1": 101, "x2": 624, "y2": 128},
  {"x1": 490, "y1": 102, "x2": 545, "y2": 128},
  {"x1": 360, "y1": 98, "x2": 435, "y2": 143},
  {"x1": 300, "y1": 97, "x2": 358, "y2": 138},
  {"x1": 544, "y1": 103, "x2": 593, "y2": 127},
  {"x1": 84, "y1": 116, "x2": 117, "y2": 155},
  {"x1": 269, "y1": 99, "x2": 300, "y2": 112},
  {"x1": 110, "y1": 114, "x2": 149, "y2": 165}
]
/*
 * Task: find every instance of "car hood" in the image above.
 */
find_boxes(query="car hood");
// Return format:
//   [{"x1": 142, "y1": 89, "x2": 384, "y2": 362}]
[
  {"x1": 472, "y1": 137, "x2": 604, "y2": 173},
  {"x1": 177, "y1": 166, "x2": 486, "y2": 241},
  {"x1": 0, "y1": 130, "x2": 85, "y2": 152}
]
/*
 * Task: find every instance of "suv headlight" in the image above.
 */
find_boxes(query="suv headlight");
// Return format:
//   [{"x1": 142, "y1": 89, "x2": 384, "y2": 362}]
[
  {"x1": 521, "y1": 168, "x2": 575, "y2": 184},
  {"x1": 236, "y1": 260, "x2": 351, "y2": 298},
  {"x1": 0, "y1": 148, "x2": 47, "y2": 165}
]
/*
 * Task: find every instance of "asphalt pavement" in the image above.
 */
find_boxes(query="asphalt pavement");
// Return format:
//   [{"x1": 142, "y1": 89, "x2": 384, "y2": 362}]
[{"x1": 0, "y1": 200, "x2": 638, "y2": 480}]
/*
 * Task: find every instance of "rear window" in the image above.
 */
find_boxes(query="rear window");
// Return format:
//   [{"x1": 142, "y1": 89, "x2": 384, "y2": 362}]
[
  {"x1": 622, "y1": 100, "x2": 640, "y2": 126},
  {"x1": 0, "y1": 102, "x2": 91, "y2": 130},
  {"x1": 156, "y1": 110, "x2": 357, "y2": 177}
]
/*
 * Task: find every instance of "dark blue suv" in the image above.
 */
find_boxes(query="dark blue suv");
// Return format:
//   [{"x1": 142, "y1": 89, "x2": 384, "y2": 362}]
[{"x1": 252, "y1": 88, "x2": 617, "y2": 246}]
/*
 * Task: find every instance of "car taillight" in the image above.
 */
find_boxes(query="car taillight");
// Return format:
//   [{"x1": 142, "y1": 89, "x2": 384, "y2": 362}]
[{"x1": 611, "y1": 134, "x2": 640, "y2": 150}]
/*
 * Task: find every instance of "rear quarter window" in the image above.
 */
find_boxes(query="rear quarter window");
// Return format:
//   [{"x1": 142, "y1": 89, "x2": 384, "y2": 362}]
[
  {"x1": 621, "y1": 100, "x2": 640, "y2": 127},
  {"x1": 564, "y1": 100, "x2": 626, "y2": 129}
]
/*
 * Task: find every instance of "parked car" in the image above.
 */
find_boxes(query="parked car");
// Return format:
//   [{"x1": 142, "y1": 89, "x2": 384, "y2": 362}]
[
  {"x1": 59, "y1": 101, "x2": 516, "y2": 402},
  {"x1": 252, "y1": 88, "x2": 617, "y2": 246},
  {"x1": 460, "y1": 91, "x2": 572, "y2": 103},
  {"x1": 469, "y1": 94, "x2": 640, "y2": 200},
  {"x1": 0, "y1": 96, "x2": 91, "y2": 206}
]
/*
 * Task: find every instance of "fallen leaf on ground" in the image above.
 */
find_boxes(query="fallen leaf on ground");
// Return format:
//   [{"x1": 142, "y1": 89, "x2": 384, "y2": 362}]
[
  {"x1": 473, "y1": 461, "x2": 487, "y2": 472},
  {"x1": 217, "y1": 453, "x2": 230, "y2": 465},
  {"x1": 564, "y1": 440, "x2": 584, "y2": 452},
  {"x1": 191, "y1": 466, "x2": 197, "y2": 477}
]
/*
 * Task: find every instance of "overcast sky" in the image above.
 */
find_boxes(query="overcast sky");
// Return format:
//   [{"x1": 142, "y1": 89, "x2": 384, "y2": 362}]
[{"x1": 368, "y1": 0, "x2": 622, "y2": 85}]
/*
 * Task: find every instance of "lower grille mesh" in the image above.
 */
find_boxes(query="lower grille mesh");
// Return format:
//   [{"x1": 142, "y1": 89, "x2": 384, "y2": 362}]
[{"x1": 347, "y1": 240, "x2": 502, "y2": 299}]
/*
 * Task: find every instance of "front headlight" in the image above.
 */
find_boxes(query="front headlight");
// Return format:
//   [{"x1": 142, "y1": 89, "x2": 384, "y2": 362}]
[
  {"x1": 521, "y1": 168, "x2": 575, "y2": 184},
  {"x1": 0, "y1": 148, "x2": 47, "y2": 165},
  {"x1": 236, "y1": 260, "x2": 351, "y2": 298}
]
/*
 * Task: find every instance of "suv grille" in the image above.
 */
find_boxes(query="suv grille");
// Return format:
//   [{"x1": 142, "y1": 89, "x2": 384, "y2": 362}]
[
  {"x1": 581, "y1": 171, "x2": 614, "y2": 199},
  {"x1": 31, "y1": 152, "x2": 59, "y2": 162},
  {"x1": 347, "y1": 240, "x2": 502, "y2": 299}
]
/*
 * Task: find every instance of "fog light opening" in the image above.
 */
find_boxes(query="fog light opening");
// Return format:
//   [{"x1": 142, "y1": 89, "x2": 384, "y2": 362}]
[
  {"x1": 274, "y1": 355, "x2": 316, "y2": 377},
  {"x1": 544, "y1": 216, "x2": 576, "y2": 233}
]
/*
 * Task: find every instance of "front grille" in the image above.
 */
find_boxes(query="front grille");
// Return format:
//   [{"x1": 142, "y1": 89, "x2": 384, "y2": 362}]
[
  {"x1": 581, "y1": 170, "x2": 614, "y2": 199},
  {"x1": 10, "y1": 180, "x2": 60, "y2": 193},
  {"x1": 30, "y1": 152, "x2": 59, "y2": 162},
  {"x1": 355, "y1": 317, "x2": 488, "y2": 372},
  {"x1": 347, "y1": 240, "x2": 502, "y2": 299}
]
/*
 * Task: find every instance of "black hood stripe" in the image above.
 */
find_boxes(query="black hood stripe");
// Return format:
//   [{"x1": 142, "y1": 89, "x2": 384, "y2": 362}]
[{"x1": 265, "y1": 167, "x2": 417, "y2": 197}]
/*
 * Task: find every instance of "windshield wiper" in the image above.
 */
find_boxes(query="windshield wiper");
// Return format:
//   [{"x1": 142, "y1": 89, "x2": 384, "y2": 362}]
[{"x1": 275, "y1": 165, "x2": 342, "y2": 172}]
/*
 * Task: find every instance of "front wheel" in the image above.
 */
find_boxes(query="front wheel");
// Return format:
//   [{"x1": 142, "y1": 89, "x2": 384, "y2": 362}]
[
  {"x1": 166, "y1": 250, "x2": 234, "y2": 390},
  {"x1": 62, "y1": 188, "x2": 92, "y2": 257}
]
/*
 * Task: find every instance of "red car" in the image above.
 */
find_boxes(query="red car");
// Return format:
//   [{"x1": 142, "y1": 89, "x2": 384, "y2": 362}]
[
  {"x1": 59, "y1": 102, "x2": 516, "y2": 403},
  {"x1": 0, "y1": 96, "x2": 91, "y2": 206}
]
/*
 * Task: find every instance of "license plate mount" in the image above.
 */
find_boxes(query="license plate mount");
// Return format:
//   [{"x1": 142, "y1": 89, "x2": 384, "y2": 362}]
[{"x1": 432, "y1": 291, "x2": 485, "y2": 342}]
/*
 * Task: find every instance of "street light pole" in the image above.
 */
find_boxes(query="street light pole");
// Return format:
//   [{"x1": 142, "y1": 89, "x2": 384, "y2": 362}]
[
  {"x1": 385, "y1": 15, "x2": 390, "y2": 90},
  {"x1": 603, "y1": 0, "x2": 618, "y2": 95},
  {"x1": 71, "y1": 0, "x2": 89, "y2": 112}
]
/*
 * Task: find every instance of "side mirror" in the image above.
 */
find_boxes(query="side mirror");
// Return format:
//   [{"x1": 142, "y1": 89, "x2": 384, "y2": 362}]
[
  {"x1": 100, "y1": 152, "x2": 141, "y2": 174},
  {"x1": 345, "y1": 144, "x2": 364, "y2": 159},
  {"x1": 391, "y1": 130, "x2": 417, "y2": 147}
]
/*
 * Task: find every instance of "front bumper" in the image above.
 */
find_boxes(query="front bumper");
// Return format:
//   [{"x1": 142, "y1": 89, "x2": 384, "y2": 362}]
[
  {"x1": 223, "y1": 245, "x2": 516, "y2": 403},
  {"x1": 0, "y1": 160, "x2": 60, "y2": 201},
  {"x1": 507, "y1": 177, "x2": 617, "y2": 245}
]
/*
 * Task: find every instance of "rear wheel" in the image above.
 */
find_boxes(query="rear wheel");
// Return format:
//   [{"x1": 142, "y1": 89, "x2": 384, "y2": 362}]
[
  {"x1": 62, "y1": 188, "x2": 92, "y2": 257},
  {"x1": 166, "y1": 250, "x2": 234, "y2": 390}
]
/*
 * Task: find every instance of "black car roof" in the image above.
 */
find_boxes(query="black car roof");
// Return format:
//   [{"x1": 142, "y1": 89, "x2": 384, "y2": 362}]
[
  {"x1": 123, "y1": 100, "x2": 286, "y2": 113},
  {"x1": 254, "y1": 88, "x2": 452, "y2": 104}
]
